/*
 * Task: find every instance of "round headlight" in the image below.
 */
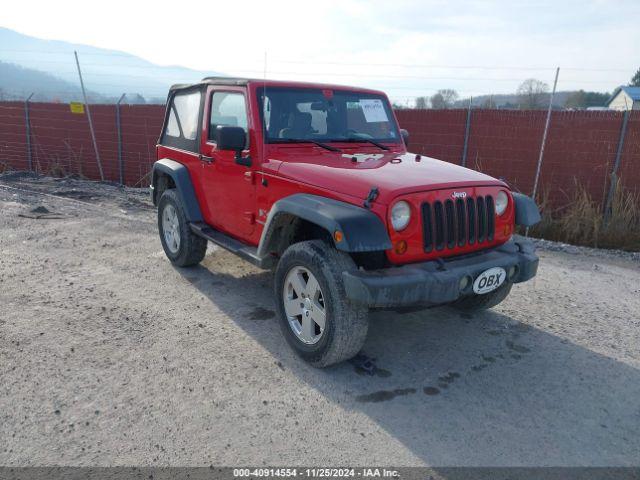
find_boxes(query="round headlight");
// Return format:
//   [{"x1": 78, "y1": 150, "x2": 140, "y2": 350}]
[
  {"x1": 495, "y1": 191, "x2": 509, "y2": 216},
  {"x1": 391, "y1": 201, "x2": 411, "y2": 231}
]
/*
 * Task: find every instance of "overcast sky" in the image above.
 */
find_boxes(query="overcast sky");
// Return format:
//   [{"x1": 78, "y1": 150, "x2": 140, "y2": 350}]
[{"x1": 2, "y1": 0, "x2": 639, "y2": 102}]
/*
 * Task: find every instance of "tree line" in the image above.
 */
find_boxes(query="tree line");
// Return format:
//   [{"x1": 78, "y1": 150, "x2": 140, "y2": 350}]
[{"x1": 403, "y1": 67, "x2": 640, "y2": 110}]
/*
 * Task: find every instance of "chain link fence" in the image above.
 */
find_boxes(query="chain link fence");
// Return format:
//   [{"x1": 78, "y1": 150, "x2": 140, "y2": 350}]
[{"x1": 1, "y1": 100, "x2": 638, "y2": 215}]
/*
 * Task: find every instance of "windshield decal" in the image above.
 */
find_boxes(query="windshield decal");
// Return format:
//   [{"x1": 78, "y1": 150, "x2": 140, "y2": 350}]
[{"x1": 360, "y1": 99, "x2": 388, "y2": 123}]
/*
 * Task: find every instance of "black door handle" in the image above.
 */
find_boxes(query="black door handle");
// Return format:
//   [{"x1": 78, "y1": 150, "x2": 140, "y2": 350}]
[{"x1": 199, "y1": 154, "x2": 214, "y2": 164}]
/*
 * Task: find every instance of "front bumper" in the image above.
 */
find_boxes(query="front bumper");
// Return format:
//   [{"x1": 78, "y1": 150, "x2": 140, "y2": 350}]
[{"x1": 342, "y1": 238, "x2": 538, "y2": 308}]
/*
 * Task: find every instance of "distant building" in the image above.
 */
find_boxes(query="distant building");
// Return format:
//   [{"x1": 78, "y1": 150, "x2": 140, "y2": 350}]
[{"x1": 606, "y1": 86, "x2": 640, "y2": 110}]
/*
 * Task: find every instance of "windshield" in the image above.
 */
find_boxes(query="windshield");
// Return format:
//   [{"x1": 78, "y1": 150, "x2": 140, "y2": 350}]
[{"x1": 257, "y1": 87, "x2": 400, "y2": 144}]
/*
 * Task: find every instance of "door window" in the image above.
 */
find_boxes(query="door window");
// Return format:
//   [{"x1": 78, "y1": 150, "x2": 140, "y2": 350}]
[{"x1": 209, "y1": 92, "x2": 248, "y2": 143}]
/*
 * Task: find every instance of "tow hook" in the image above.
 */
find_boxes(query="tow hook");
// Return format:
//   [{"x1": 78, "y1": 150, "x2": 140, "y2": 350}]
[{"x1": 363, "y1": 186, "x2": 379, "y2": 209}]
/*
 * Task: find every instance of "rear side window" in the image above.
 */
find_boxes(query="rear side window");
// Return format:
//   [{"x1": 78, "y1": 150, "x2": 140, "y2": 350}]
[
  {"x1": 165, "y1": 109, "x2": 181, "y2": 137},
  {"x1": 161, "y1": 89, "x2": 202, "y2": 152}
]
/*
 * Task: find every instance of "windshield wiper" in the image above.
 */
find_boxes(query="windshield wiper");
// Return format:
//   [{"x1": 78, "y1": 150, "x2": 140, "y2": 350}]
[
  {"x1": 272, "y1": 139, "x2": 342, "y2": 152},
  {"x1": 309, "y1": 140, "x2": 342, "y2": 152},
  {"x1": 342, "y1": 138, "x2": 390, "y2": 151}
]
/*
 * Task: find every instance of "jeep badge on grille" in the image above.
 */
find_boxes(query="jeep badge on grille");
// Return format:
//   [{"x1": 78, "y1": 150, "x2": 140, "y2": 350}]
[{"x1": 452, "y1": 191, "x2": 467, "y2": 199}]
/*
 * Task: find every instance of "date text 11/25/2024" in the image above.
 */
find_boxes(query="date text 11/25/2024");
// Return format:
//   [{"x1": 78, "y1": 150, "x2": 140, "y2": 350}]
[{"x1": 232, "y1": 468, "x2": 399, "y2": 478}]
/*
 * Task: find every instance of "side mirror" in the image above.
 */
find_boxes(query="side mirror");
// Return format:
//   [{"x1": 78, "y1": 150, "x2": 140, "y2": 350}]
[
  {"x1": 216, "y1": 125, "x2": 246, "y2": 151},
  {"x1": 216, "y1": 125, "x2": 251, "y2": 167},
  {"x1": 400, "y1": 128, "x2": 409, "y2": 148}
]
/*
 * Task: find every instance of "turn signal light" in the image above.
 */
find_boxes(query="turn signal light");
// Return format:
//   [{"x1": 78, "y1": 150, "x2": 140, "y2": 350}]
[
  {"x1": 394, "y1": 240, "x2": 408, "y2": 255},
  {"x1": 504, "y1": 224, "x2": 511, "y2": 236},
  {"x1": 334, "y1": 230, "x2": 344, "y2": 243}
]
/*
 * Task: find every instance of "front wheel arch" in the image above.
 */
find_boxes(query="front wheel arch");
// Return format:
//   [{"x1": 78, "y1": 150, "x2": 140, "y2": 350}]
[{"x1": 257, "y1": 194, "x2": 392, "y2": 262}]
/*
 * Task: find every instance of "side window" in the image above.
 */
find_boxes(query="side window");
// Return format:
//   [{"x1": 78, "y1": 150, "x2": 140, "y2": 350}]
[
  {"x1": 165, "y1": 108, "x2": 180, "y2": 137},
  {"x1": 162, "y1": 89, "x2": 202, "y2": 152},
  {"x1": 209, "y1": 92, "x2": 248, "y2": 141},
  {"x1": 168, "y1": 91, "x2": 201, "y2": 140}
]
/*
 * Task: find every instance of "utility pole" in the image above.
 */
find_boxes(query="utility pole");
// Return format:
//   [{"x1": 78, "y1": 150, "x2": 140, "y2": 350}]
[
  {"x1": 527, "y1": 67, "x2": 559, "y2": 237},
  {"x1": 116, "y1": 93, "x2": 126, "y2": 185},
  {"x1": 74, "y1": 51, "x2": 104, "y2": 181},
  {"x1": 531, "y1": 67, "x2": 560, "y2": 201},
  {"x1": 461, "y1": 96, "x2": 473, "y2": 167},
  {"x1": 25, "y1": 93, "x2": 34, "y2": 172},
  {"x1": 603, "y1": 108, "x2": 630, "y2": 222}
]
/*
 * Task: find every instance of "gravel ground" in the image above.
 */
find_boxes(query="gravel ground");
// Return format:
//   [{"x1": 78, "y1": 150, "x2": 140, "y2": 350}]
[{"x1": 1, "y1": 173, "x2": 639, "y2": 467}]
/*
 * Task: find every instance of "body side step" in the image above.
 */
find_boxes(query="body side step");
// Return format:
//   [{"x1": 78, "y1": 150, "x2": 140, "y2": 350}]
[{"x1": 189, "y1": 222, "x2": 266, "y2": 268}]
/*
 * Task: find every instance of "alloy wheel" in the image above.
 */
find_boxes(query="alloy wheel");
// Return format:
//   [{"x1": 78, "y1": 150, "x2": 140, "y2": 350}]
[
  {"x1": 283, "y1": 266, "x2": 327, "y2": 344},
  {"x1": 162, "y1": 204, "x2": 181, "y2": 254}
]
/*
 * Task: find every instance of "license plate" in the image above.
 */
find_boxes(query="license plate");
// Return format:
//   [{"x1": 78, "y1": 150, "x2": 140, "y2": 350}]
[{"x1": 473, "y1": 267, "x2": 506, "y2": 294}]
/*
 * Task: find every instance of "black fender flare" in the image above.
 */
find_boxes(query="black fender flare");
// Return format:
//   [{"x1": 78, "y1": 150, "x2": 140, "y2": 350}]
[
  {"x1": 512, "y1": 192, "x2": 541, "y2": 227},
  {"x1": 151, "y1": 159, "x2": 203, "y2": 222},
  {"x1": 257, "y1": 194, "x2": 392, "y2": 258}
]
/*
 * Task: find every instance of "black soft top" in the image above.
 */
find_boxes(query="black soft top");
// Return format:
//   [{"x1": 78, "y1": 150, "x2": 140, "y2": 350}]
[
  {"x1": 169, "y1": 77, "x2": 252, "y2": 93},
  {"x1": 168, "y1": 77, "x2": 384, "y2": 95}
]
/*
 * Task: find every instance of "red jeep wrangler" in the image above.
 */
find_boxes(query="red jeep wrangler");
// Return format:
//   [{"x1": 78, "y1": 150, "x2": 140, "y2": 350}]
[{"x1": 151, "y1": 77, "x2": 540, "y2": 367}]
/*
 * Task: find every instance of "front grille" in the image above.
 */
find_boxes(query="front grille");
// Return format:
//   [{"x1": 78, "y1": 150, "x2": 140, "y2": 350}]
[{"x1": 422, "y1": 195, "x2": 495, "y2": 252}]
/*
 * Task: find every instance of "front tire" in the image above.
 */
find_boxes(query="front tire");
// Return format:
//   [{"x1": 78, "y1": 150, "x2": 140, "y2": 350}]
[
  {"x1": 275, "y1": 240, "x2": 368, "y2": 368},
  {"x1": 157, "y1": 189, "x2": 207, "y2": 267}
]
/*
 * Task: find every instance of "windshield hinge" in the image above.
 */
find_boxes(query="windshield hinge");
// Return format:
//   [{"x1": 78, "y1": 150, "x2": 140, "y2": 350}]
[{"x1": 363, "y1": 186, "x2": 379, "y2": 209}]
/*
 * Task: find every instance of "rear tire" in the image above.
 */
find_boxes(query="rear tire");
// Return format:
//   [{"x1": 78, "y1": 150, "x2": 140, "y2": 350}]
[
  {"x1": 157, "y1": 189, "x2": 207, "y2": 267},
  {"x1": 275, "y1": 240, "x2": 368, "y2": 368},
  {"x1": 452, "y1": 282, "x2": 513, "y2": 312}
]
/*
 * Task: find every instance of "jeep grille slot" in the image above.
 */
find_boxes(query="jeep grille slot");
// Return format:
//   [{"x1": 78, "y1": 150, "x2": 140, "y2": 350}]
[
  {"x1": 422, "y1": 195, "x2": 495, "y2": 253},
  {"x1": 477, "y1": 197, "x2": 486, "y2": 243},
  {"x1": 444, "y1": 200, "x2": 455, "y2": 249},
  {"x1": 486, "y1": 195, "x2": 495, "y2": 241},
  {"x1": 422, "y1": 203, "x2": 434, "y2": 252},
  {"x1": 466, "y1": 197, "x2": 476, "y2": 245},
  {"x1": 456, "y1": 199, "x2": 466, "y2": 247},
  {"x1": 433, "y1": 201, "x2": 445, "y2": 250}
]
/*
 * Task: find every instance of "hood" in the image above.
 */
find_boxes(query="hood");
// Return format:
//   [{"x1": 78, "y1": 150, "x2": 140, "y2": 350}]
[{"x1": 270, "y1": 147, "x2": 505, "y2": 205}]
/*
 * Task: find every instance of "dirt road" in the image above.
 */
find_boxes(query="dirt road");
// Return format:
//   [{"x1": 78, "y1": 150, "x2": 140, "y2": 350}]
[{"x1": 1, "y1": 174, "x2": 639, "y2": 466}]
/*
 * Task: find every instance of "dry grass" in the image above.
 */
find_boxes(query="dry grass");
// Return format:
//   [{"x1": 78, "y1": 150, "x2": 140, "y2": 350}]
[
  {"x1": 529, "y1": 180, "x2": 640, "y2": 252},
  {"x1": 45, "y1": 158, "x2": 69, "y2": 178},
  {"x1": 599, "y1": 182, "x2": 640, "y2": 250}
]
